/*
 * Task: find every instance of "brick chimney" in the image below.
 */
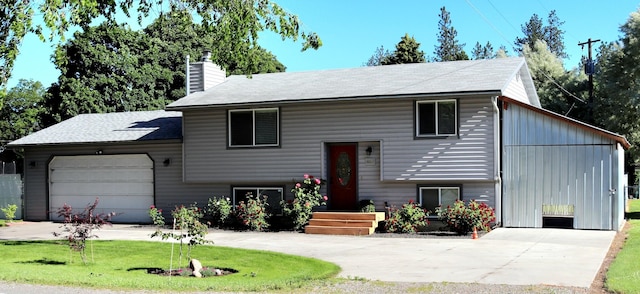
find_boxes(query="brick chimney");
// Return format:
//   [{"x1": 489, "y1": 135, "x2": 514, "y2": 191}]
[{"x1": 186, "y1": 50, "x2": 226, "y2": 94}]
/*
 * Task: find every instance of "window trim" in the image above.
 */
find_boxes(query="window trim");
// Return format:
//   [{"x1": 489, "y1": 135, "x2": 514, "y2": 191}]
[
  {"x1": 231, "y1": 186, "x2": 285, "y2": 214},
  {"x1": 228, "y1": 107, "x2": 280, "y2": 147},
  {"x1": 417, "y1": 185, "x2": 462, "y2": 214},
  {"x1": 414, "y1": 99, "x2": 458, "y2": 138}
]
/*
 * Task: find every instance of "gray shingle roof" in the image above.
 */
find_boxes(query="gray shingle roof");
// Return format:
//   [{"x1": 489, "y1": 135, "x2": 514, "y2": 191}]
[
  {"x1": 8, "y1": 110, "x2": 182, "y2": 146},
  {"x1": 167, "y1": 57, "x2": 532, "y2": 109}
]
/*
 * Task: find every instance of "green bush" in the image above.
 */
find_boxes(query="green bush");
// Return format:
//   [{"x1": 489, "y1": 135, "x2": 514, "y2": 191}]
[
  {"x1": 435, "y1": 200, "x2": 495, "y2": 235},
  {"x1": 281, "y1": 174, "x2": 327, "y2": 231},
  {"x1": 149, "y1": 203, "x2": 211, "y2": 261},
  {"x1": 359, "y1": 199, "x2": 376, "y2": 212},
  {"x1": 1, "y1": 204, "x2": 17, "y2": 222},
  {"x1": 203, "y1": 196, "x2": 232, "y2": 228},
  {"x1": 385, "y1": 200, "x2": 429, "y2": 233},
  {"x1": 236, "y1": 194, "x2": 271, "y2": 231}
]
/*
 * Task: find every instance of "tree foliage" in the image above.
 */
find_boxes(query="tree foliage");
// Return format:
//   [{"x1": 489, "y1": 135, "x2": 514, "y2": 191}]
[
  {"x1": 381, "y1": 34, "x2": 425, "y2": 65},
  {"x1": 515, "y1": 10, "x2": 566, "y2": 58},
  {"x1": 364, "y1": 45, "x2": 392, "y2": 66},
  {"x1": 594, "y1": 8, "x2": 640, "y2": 163},
  {"x1": 0, "y1": 0, "x2": 321, "y2": 88},
  {"x1": 44, "y1": 12, "x2": 287, "y2": 124},
  {"x1": 471, "y1": 41, "x2": 494, "y2": 60},
  {"x1": 0, "y1": 79, "x2": 45, "y2": 145},
  {"x1": 433, "y1": 6, "x2": 468, "y2": 62},
  {"x1": 523, "y1": 40, "x2": 586, "y2": 119}
]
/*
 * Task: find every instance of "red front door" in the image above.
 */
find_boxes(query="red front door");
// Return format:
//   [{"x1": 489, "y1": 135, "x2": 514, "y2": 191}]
[{"x1": 328, "y1": 144, "x2": 357, "y2": 210}]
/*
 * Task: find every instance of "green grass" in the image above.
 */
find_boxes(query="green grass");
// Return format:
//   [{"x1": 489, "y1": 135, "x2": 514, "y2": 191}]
[
  {"x1": 606, "y1": 199, "x2": 640, "y2": 293},
  {"x1": 0, "y1": 240, "x2": 340, "y2": 292}
]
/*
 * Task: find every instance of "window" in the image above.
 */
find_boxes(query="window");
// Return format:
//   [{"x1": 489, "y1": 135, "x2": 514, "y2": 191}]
[
  {"x1": 229, "y1": 108, "x2": 279, "y2": 147},
  {"x1": 416, "y1": 100, "x2": 457, "y2": 137},
  {"x1": 232, "y1": 187, "x2": 284, "y2": 214},
  {"x1": 418, "y1": 186, "x2": 460, "y2": 213}
]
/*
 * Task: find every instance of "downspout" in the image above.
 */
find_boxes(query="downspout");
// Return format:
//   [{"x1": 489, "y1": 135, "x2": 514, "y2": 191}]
[
  {"x1": 492, "y1": 96, "x2": 503, "y2": 226},
  {"x1": 185, "y1": 55, "x2": 190, "y2": 96},
  {"x1": 183, "y1": 55, "x2": 189, "y2": 183}
]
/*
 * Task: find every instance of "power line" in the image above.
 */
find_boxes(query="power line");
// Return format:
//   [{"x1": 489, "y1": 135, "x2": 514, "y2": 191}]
[
  {"x1": 486, "y1": 0, "x2": 520, "y2": 36},
  {"x1": 464, "y1": 0, "x2": 513, "y2": 49}
]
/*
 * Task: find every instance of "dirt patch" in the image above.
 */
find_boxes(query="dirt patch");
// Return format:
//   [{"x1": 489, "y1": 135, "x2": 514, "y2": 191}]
[{"x1": 132, "y1": 266, "x2": 238, "y2": 277}]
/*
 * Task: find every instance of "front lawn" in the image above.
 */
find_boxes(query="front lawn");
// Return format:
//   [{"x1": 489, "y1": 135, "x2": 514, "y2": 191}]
[
  {"x1": 0, "y1": 240, "x2": 340, "y2": 292},
  {"x1": 606, "y1": 199, "x2": 640, "y2": 293}
]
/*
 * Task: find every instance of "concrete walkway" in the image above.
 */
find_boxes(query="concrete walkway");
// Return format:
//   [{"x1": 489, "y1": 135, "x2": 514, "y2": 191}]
[{"x1": 0, "y1": 222, "x2": 616, "y2": 288}]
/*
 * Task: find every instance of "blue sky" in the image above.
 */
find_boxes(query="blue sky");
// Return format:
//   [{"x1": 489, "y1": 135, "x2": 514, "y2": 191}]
[{"x1": 6, "y1": 0, "x2": 640, "y2": 89}]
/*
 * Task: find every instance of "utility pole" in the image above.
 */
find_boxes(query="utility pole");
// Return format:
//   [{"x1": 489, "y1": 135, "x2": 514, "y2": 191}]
[{"x1": 578, "y1": 38, "x2": 600, "y2": 122}]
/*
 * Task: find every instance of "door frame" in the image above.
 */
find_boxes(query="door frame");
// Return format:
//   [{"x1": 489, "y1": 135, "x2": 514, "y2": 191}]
[{"x1": 325, "y1": 142, "x2": 358, "y2": 211}]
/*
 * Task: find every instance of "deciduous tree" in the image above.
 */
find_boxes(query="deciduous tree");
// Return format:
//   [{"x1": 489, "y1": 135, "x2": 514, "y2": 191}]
[
  {"x1": 0, "y1": 79, "x2": 45, "y2": 145},
  {"x1": 594, "y1": 8, "x2": 640, "y2": 164},
  {"x1": 0, "y1": 0, "x2": 321, "y2": 87},
  {"x1": 364, "y1": 45, "x2": 392, "y2": 66}
]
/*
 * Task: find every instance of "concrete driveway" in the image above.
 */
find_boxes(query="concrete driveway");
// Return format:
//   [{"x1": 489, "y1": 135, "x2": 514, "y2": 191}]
[{"x1": 0, "y1": 222, "x2": 615, "y2": 288}]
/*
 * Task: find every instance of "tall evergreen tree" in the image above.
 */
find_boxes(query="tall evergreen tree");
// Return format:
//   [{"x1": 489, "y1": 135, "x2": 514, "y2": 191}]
[
  {"x1": 433, "y1": 6, "x2": 468, "y2": 62},
  {"x1": 381, "y1": 34, "x2": 426, "y2": 65},
  {"x1": 515, "y1": 10, "x2": 567, "y2": 58},
  {"x1": 471, "y1": 41, "x2": 494, "y2": 60}
]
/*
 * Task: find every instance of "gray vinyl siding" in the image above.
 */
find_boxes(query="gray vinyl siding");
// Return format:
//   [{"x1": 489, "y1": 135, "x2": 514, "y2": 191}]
[
  {"x1": 21, "y1": 143, "x2": 226, "y2": 221},
  {"x1": 502, "y1": 103, "x2": 623, "y2": 230},
  {"x1": 182, "y1": 96, "x2": 496, "y2": 184}
]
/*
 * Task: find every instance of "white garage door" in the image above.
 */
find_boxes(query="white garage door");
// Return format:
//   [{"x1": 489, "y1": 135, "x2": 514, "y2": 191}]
[{"x1": 49, "y1": 154, "x2": 154, "y2": 223}]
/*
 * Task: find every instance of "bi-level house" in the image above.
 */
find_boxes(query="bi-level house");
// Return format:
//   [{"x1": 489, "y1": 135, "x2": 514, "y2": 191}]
[{"x1": 9, "y1": 56, "x2": 629, "y2": 230}]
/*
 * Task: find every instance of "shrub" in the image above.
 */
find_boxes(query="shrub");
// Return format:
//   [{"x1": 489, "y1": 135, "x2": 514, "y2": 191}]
[
  {"x1": 359, "y1": 199, "x2": 376, "y2": 212},
  {"x1": 385, "y1": 200, "x2": 429, "y2": 233},
  {"x1": 150, "y1": 203, "x2": 211, "y2": 262},
  {"x1": 203, "y1": 196, "x2": 232, "y2": 228},
  {"x1": 281, "y1": 174, "x2": 327, "y2": 231},
  {"x1": 53, "y1": 198, "x2": 116, "y2": 264},
  {"x1": 236, "y1": 193, "x2": 271, "y2": 231},
  {"x1": 1, "y1": 204, "x2": 17, "y2": 222},
  {"x1": 435, "y1": 200, "x2": 496, "y2": 235}
]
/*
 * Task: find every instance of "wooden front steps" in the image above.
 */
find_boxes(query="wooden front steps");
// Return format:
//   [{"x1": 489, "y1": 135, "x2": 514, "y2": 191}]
[{"x1": 304, "y1": 212, "x2": 385, "y2": 235}]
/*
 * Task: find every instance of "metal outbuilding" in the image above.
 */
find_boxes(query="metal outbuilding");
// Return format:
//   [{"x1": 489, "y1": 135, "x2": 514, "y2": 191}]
[{"x1": 501, "y1": 96, "x2": 629, "y2": 230}]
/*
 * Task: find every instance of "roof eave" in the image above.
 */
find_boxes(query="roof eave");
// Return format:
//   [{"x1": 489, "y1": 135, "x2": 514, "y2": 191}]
[
  {"x1": 166, "y1": 90, "x2": 504, "y2": 111},
  {"x1": 499, "y1": 96, "x2": 630, "y2": 149},
  {"x1": 7, "y1": 138, "x2": 183, "y2": 148}
]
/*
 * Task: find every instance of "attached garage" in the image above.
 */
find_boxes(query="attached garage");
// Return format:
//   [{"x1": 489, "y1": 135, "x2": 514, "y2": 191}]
[
  {"x1": 501, "y1": 97, "x2": 629, "y2": 231},
  {"x1": 49, "y1": 154, "x2": 154, "y2": 223}
]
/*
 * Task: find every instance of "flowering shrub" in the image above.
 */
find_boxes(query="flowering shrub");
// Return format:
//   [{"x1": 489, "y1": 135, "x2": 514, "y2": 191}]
[
  {"x1": 384, "y1": 200, "x2": 429, "y2": 233},
  {"x1": 203, "y1": 196, "x2": 232, "y2": 228},
  {"x1": 435, "y1": 200, "x2": 496, "y2": 235},
  {"x1": 148, "y1": 205, "x2": 165, "y2": 227},
  {"x1": 53, "y1": 198, "x2": 116, "y2": 264},
  {"x1": 150, "y1": 203, "x2": 211, "y2": 261},
  {"x1": 236, "y1": 193, "x2": 271, "y2": 231},
  {"x1": 281, "y1": 174, "x2": 327, "y2": 231}
]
